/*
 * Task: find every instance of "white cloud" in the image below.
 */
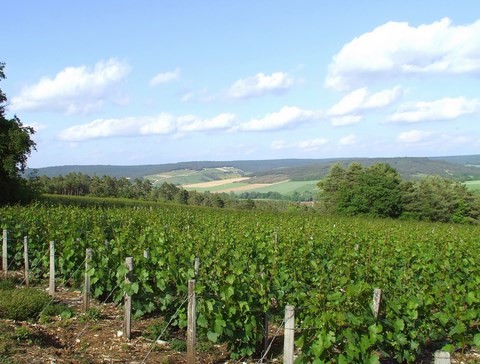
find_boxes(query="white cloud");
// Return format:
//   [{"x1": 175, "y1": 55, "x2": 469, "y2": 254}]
[
  {"x1": 25, "y1": 121, "x2": 48, "y2": 132},
  {"x1": 397, "y1": 130, "x2": 433, "y2": 143},
  {"x1": 238, "y1": 106, "x2": 321, "y2": 131},
  {"x1": 326, "y1": 18, "x2": 480, "y2": 90},
  {"x1": 58, "y1": 112, "x2": 234, "y2": 142},
  {"x1": 150, "y1": 68, "x2": 181, "y2": 86},
  {"x1": 139, "y1": 114, "x2": 176, "y2": 135},
  {"x1": 271, "y1": 140, "x2": 287, "y2": 150},
  {"x1": 328, "y1": 86, "x2": 403, "y2": 116},
  {"x1": 328, "y1": 86, "x2": 402, "y2": 128},
  {"x1": 331, "y1": 115, "x2": 362, "y2": 127},
  {"x1": 11, "y1": 59, "x2": 130, "y2": 114},
  {"x1": 388, "y1": 97, "x2": 480, "y2": 123},
  {"x1": 340, "y1": 134, "x2": 359, "y2": 145},
  {"x1": 271, "y1": 138, "x2": 328, "y2": 151},
  {"x1": 177, "y1": 113, "x2": 236, "y2": 133},
  {"x1": 227, "y1": 72, "x2": 294, "y2": 99}
]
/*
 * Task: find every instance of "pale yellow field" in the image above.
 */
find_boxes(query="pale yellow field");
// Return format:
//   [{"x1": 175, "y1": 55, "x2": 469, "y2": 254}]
[
  {"x1": 215, "y1": 183, "x2": 271, "y2": 193},
  {"x1": 215, "y1": 180, "x2": 289, "y2": 193},
  {"x1": 183, "y1": 177, "x2": 250, "y2": 188}
]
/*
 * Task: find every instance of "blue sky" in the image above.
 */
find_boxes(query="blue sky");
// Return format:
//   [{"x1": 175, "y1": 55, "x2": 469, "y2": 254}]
[{"x1": 3, "y1": 1, "x2": 480, "y2": 167}]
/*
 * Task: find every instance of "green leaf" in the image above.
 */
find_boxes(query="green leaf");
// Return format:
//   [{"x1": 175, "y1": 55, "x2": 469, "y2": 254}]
[
  {"x1": 207, "y1": 331, "x2": 219, "y2": 343},
  {"x1": 394, "y1": 319, "x2": 405, "y2": 332},
  {"x1": 473, "y1": 333, "x2": 480, "y2": 347},
  {"x1": 131, "y1": 282, "x2": 139, "y2": 294},
  {"x1": 197, "y1": 313, "x2": 208, "y2": 328},
  {"x1": 441, "y1": 343, "x2": 455, "y2": 353}
]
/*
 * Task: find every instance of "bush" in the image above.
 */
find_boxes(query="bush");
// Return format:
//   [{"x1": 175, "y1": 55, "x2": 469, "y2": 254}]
[
  {"x1": 0, "y1": 287, "x2": 50, "y2": 321},
  {"x1": 0, "y1": 279, "x2": 15, "y2": 291}
]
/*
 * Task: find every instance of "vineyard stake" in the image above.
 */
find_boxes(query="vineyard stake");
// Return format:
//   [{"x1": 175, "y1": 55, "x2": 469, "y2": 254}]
[
  {"x1": 434, "y1": 350, "x2": 451, "y2": 364},
  {"x1": 187, "y1": 279, "x2": 196, "y2": 364},
  {"x1": 262, "y1": 312, "x2": 269, "y2": 361},
  {"x1": 194, "y1": 257, "x2": 200, "y2": 276},
  {"x1": 2, "y1": 229, "x2": 7, "y2": 278},
  {"x1": 83, "y1": 248, "x2": 93, "y2": 312},
  {"x1": 124, "y1": 257, "x2": 133, "y2": 339},
  {"x1": 24, "y1": 236, "x2": 29, "y2": 287},
  {"x1": 372, "y1": 288, "x2": 382, "y2": 320},
  {"x1": 49, "y1": 241, "x2": 55, "y2": 296},
  {"x1": 284, "y1": 305, "x2": 295, "y2": 364}
]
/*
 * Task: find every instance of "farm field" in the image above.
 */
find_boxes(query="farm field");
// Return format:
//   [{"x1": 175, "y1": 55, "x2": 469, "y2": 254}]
[
  {"x1": 465, "y1": 180, "x2": 480, "y2": 191},
  {"x1": 184, "y1": 179, "x2": 320, "y2": 196},
  {"x1": 1, "y1": 202, "x2": 480, "y2": 362},
  {"x1": 144, "y1": 167, "x2": 244, "y2": 187}
]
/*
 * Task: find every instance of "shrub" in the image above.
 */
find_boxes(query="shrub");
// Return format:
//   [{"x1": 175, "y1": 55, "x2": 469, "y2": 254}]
[{"x1": 0, "y1": 287, "x2": 50, "y2": 321}]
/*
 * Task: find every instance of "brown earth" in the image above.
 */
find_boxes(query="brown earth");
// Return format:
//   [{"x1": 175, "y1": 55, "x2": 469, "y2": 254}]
[
  {"x1": 1, "y1": 286, "x2": 230, "y2": 364},
  {"x1": 2, "y1": 282, "x2": 479, "y2": 363}
]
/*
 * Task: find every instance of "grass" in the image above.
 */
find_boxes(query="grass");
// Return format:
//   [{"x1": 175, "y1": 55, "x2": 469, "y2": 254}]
[
  {"x1": 145, "y1": 168, "x2": 244, "y2": 186},
  {"x1": 464, "y1": 180, "x2": 480, "y2": 191},
  {"x1": 184, "y1": 179, "x2": 320, "y2": 196}
]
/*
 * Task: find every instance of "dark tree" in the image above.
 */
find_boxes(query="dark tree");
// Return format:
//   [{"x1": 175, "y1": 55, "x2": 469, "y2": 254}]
[{"x1": 0, "y1": 63, "x2": 37, "y2": 204}]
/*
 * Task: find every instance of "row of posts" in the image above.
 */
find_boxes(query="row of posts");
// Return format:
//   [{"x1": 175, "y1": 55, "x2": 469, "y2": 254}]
[{"x1": 2, "y1": 229, "x2": 451, "y2": 363}]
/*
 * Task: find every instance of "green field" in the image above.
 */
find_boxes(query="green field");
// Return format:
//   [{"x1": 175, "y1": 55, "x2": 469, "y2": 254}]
[
  {"x1": 2, "y1": 202, "x2": 480, "y2": 362},
  {"x1": 144, "y1": 167, "x2": 244, "y2": 186},
  {"x1": 234, "y1": 180, "x2": 319, "y2": 195},
  {"x1": 464, "y1": 180, "x2": 480, "y2": 191},
  {"x1": 183, "y1": 180, "x2": 320, "y2": 196}
]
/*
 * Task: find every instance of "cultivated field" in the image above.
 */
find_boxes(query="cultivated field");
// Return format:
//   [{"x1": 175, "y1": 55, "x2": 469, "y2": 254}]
[
  {"x1": 465, "y1": 180, "x2": 480, "y2": 191},
  {"x1": 183, "y1": 178, "x2": 320, "y2": 196}
]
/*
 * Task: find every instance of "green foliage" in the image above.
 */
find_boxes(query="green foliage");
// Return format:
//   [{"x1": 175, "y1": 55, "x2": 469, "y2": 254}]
[
  {"x1": 39, "y1": 301, "x2": 74, "y2": 322},
  {"x1": 0, "y1": 279, "x2": 16, "y2": 290},
  {"x1": 0, "y1": 287, "x2": 50, "y2": 321},
  {"x1": 402, "y1": 175, "x2": 480, "y2": 223},
  {"x1": 0, "y1": 63, "x2": 37, "y2": 205},
  {"x1": 319, "y1": 162, "x2": 479, "y2": 223},
  {"x1": 2, "y1": 203, "x2": 480, "y2": 361},
  {"x1": 318, "y1": 163, "x2": 403, "y2": 218}
]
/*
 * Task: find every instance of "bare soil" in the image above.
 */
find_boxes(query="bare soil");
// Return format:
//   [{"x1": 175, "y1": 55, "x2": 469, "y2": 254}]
[
  {"x1": 1, "y1": 286, "x2": 230, "y2": 363},
  {"x1": 2, "y1": 283, "x2": 479, "y2": 363}
]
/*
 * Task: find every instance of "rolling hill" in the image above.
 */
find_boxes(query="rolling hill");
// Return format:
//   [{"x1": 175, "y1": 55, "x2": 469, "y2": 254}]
[{"x1": 26, "y1": 155, "x2": 480, "y2": 182}]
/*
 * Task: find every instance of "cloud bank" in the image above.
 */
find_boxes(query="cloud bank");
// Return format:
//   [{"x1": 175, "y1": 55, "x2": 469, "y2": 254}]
[
  {"x1": 11, "y1": 59, "x2": 130, "y2": 114},
  {"x1": 326, "y1": 18, "x2": 480, "y2": 90},
  {"x1": 388, "y1": 97, "x2": 480, "y2": 123},
  {"x1": 227, "y1": 72, "x2": 294, "y2": 99},
  {"x1": 150, "y1": 68, "x2": 181, "y2": 86},
  {"x1": 58, "y1": 106, "x2": 319, "y2": 142}
]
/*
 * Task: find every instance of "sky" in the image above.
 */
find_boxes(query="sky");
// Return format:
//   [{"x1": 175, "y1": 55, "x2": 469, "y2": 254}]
[{"x1": 2, "y1": 1, "x2": 480, "y2": 168}]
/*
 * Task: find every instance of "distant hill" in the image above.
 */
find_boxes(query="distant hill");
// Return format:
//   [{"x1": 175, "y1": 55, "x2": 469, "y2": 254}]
[{"x1": 26, "y1": 155, "x2": 480, "y2": 182}]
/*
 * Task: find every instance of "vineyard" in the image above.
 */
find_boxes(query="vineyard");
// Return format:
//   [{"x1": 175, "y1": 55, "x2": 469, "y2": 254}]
[{"x1": 1, "y1": 202, "x2": 480, "y2": 363}]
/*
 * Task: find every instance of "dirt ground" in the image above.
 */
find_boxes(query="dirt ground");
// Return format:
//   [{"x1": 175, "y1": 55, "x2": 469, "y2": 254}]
[
  {"x1": 1, "y1": 286, "x2": 231, "y2": 364},
  {"x1": 2, "y1": 284, "x2": 480, "y2": 363}
]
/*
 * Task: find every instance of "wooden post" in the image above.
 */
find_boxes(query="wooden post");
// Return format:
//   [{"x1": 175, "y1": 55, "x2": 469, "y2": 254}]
[
  {"x1": 124, "y1": 257, "x2": 133, "y2": 339},
  {"x1": 83, "y1": 248, "x2": 93, "y2": 312},
  {"x1": 434, "y1": 351, "x2": 451, "y2": 364},
  {"x1": 372, "y1": 288, "x2": 382, "y2": 320},
  {"x1": 194, "y1": 257, "x2": 200, "y2": 276},
  {"x1": 24, "y1": 236, "x2": 30, "y2": 287},
  {"x1": 49, "y1": 241, "x2": 55, "y2": 296},
  {"x1": 2, "y1": 229, "x2": 7, "y2": 279},
  {"x1": 263, "y1": 312, "x2": 269, "y2": 360},
  {"x1": 283, "y1": 305, "x2": 295, "y2": 364},
  {"x1": 187, "y1": 279, "x2": 196, "y2": 364}
]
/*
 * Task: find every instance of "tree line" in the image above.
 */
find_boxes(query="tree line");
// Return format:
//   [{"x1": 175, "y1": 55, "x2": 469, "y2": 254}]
[
  {"x1": 318, "y1": 162, "x2": 480, "y2": 223},
  {"x1": 32, "y1": 172, "x2": 260, "y2": 210}
]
